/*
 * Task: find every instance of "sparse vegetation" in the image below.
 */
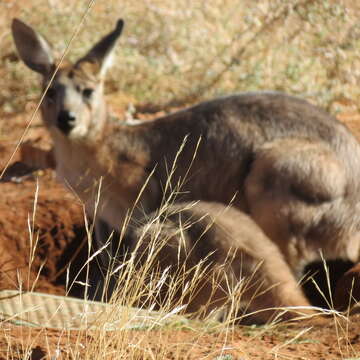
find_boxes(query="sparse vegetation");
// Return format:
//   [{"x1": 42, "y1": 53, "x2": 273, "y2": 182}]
[{"x1": 1, "y1": 0, "x2": 360, "y2": 115}]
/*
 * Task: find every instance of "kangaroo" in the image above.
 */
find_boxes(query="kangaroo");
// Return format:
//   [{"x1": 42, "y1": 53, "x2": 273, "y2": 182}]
[
  {"x1": 11, "y1": 18, "x2": 360, "y2": 318},
  {"x1": 131, "y1": 200, "x2": 313, "y2": 323}
]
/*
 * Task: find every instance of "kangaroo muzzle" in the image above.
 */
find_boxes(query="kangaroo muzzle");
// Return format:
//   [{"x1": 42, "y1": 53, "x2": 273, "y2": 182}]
[{"x1": 57, "y1": 110, "x2": 76, "y2": 135}]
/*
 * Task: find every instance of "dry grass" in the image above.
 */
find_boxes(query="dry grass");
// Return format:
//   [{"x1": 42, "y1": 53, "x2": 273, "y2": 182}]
[{"x1": 1, "y1": 0, "x2": 360, "y2": 115}]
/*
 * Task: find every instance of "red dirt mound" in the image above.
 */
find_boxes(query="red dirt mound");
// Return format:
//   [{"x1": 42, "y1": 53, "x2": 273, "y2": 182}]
[{"x1": 0, "y1": 171, "x2": 85, "y2": 295}]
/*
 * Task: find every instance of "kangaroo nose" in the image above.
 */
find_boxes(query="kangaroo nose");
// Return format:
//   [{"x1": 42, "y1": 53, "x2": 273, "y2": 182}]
[{"x1": 57, "y1": 110, "x2": 76, "y2": 134}]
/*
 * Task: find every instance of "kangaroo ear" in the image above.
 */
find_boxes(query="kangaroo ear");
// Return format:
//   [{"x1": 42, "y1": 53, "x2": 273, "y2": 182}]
[
  {"x1": 76, "y1": 19, "x2": 124, "y2": 78},
  {"x1": 11, "y1": 18, "x2": 54, "y2": 76}
]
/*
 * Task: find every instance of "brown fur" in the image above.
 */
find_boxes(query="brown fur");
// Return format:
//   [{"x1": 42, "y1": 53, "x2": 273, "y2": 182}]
[
  {"x1": 11, "y1": 18, "x2": 360, "y2": 320},
  {"x1": 131, "y1": 201, "x2": 313, "y2": 323}
]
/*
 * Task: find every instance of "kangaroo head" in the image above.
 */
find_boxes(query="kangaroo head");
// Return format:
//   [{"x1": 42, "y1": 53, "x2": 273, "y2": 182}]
[{"x1": 11, "y1": 19, "x2": 124, "y2": 140}]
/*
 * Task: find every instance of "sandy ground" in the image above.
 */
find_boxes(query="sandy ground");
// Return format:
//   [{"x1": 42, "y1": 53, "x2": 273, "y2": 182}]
[{"x1": 1, "y1": 315, "x2": 360, "y2": 360}]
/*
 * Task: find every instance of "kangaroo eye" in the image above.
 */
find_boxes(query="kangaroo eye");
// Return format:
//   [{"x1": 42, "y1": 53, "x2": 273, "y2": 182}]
[
  {"x1": 82, "y1": 88, "x2": 94, "y2": 99},
  {"x1": 46, "y1": 88, "x2": 57, "y2": 101}
]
